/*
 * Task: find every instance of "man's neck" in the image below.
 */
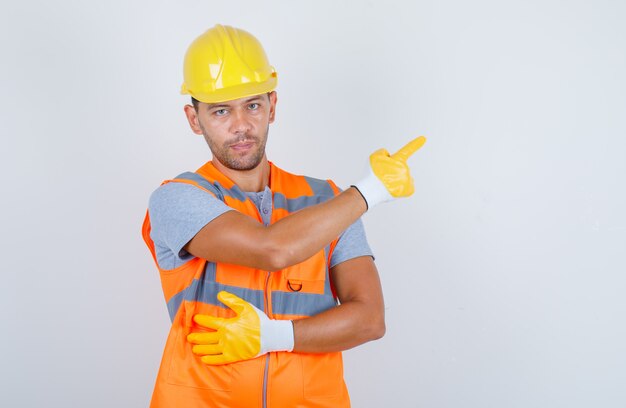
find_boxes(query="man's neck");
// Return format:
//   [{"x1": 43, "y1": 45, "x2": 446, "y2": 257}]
[{"x1": 212, "y1": 157, "x2": 270, "y2": 193}]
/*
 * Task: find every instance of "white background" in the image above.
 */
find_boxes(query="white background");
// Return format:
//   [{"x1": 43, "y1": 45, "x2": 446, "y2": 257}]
[{"x1": 1, "y1": 1, "x2": 625, "y2": 407}]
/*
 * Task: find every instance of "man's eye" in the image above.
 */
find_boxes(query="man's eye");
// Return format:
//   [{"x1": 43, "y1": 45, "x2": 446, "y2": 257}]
[
  {"x1": 215, "y1": 109, "x2": 228, "y2": 116},
  {"x1": 248, "y1": 103, "x2": 259, "y2": 110}
]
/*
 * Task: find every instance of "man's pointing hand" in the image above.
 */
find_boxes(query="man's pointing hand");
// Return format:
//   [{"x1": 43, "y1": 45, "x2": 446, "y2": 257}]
[{"x1": 354, "y1": 136, "x2": 426, "y2": 209}]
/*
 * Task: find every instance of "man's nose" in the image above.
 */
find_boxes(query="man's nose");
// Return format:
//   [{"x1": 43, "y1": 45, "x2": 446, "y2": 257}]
[{"x1": 230, "y1": 109, "x2": 251, "y2": 134}]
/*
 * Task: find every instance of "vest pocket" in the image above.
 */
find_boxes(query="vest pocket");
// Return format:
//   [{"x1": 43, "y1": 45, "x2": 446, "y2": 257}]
[
  {"x1": 275, "y1": 251, "x2": 337, "y2": 318},
  {"x1": 283, "y1": 250, "x2": 327, "y2": 293}
]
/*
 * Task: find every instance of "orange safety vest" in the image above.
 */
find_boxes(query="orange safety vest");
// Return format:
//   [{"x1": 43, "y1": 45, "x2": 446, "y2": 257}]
[{"x1": 142, "y1": 161, "x2": 351, "y2": 408}]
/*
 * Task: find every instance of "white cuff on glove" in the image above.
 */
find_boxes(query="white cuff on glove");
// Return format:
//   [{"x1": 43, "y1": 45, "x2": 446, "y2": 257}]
[
  {"x1": 353, "y1": 167, "x2": 394, "y2": 210},
  {"x1": 259, "y1": 315, "x2": 294, "y2": 355}
]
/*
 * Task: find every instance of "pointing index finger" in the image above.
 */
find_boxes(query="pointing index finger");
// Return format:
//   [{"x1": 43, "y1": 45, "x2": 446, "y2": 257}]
[{"x1": 391, "y1": 136, "x2": 426, "y2": 161}]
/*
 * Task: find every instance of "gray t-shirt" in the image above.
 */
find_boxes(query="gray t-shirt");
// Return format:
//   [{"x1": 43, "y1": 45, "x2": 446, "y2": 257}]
[{"x1": 148, "y1": 182, "x2": 373, "y2": 270}]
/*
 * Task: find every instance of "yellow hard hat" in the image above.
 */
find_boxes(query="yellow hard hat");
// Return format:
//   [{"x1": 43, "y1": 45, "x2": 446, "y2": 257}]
[{"x1": 180, "y1": 24, "x2": 278, "y2": 103}]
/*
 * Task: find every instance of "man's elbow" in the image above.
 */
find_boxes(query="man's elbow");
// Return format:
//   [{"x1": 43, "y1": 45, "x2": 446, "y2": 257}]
[
  {"x1": 262, "y1": 234, "x2": 302, "y2": 271},
  {"x1": 262, "y1": 241, "x2": 294, "y2": 271},
  {"x1": 370, "y1": 318, "x2": 386, "y2": 341},
  {"x1": 363, "y1": 312, "x2": 385, "y2": 342}
]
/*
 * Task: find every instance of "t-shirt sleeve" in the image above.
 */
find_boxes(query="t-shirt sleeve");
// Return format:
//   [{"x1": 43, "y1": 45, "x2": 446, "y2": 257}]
[
  {"x1": 329, "y1": 218, "x2": 374, "y2": 268},
  {"x1": 148, "y1": 182, "x2": 234, "y2": 270}
]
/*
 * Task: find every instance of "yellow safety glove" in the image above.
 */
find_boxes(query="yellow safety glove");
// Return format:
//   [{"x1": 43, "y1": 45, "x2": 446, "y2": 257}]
[
  {"x1": 354, "y1": 136, "x2": 426, "y2": 209},
  {"x1": 186, "y1": 291, "x2": 294, "y2": 365}
]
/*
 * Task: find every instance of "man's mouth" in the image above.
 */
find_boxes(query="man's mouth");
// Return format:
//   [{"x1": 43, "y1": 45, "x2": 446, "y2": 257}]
[{"x1": 230, "y1": 141, "x2": 255, "y2": 151}]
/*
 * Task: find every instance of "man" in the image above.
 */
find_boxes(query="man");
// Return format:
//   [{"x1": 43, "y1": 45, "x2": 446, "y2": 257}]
[{"x1": 142, "y1": 24, "x2": 425, "y2": 407}]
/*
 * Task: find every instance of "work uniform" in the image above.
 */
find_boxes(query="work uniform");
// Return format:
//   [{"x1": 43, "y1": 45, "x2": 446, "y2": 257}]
[{"x1": 143, "y1": 160, "x2": 372, "y2": 407}]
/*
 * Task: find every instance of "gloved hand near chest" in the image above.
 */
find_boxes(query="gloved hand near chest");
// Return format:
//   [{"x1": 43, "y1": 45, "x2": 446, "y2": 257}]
[
  {"x1": 354, "y1": 136, "x2": 427, "y2": 209},
  {"x1": 187, "y1": 291, "x2": 294, "y2": 365}
]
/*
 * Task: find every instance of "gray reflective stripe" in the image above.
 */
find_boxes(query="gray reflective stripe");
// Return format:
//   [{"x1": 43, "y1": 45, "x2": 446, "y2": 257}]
[
  {"x1": 190, "y1": 279, "x2": 265, "y2": 309},
  {"x1": 167, "y1": 291, "x2": 185, "y2": 321},
  {"x1": 174, "y1": 172, "x2": 223, "y2": 199},
  {"x1": 273, "y1": 192, "x2": 332, "y2": 212},
  {"x1": 272, "y1": 177, "x2": 336, "y2": 212},
  {"x1": 165, "y1": 276, "x2": 266, "y2": 322},
  {"x1": 176, "y1": 173, "x2": 337, "y2": 211},
  {"x1": 173, "y1": 172, "x2": 248, "y2": 203},
  {"x1": 204, "y1": 261, "x2": 216, "y2": 282},
  {"x1": 214, "y1": 181, "x2": 248, "y2": 202},
  {"x1": 166, "y1": 266, "x2": 337, "y2": 320},
  {"x1": 166, "y1": 280, "x2": 265, "y2": 322},
  {"x1": 304, "y1": 176, "x2": 336, "y2": 197},
  {"x1": 271, "y1": 291, "x2": 337, "y2": 316}
]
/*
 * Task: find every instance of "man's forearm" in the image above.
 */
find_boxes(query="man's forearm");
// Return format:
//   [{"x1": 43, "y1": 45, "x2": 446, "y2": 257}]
[
  {"x1": 186, "y1": 187, "x2": 367, "y2": 271},
  {"x1": 187, "y1": 256, "x2": 385, "y2": 361},
  {"x1": 187, "y1": 136, "x2": 424, "y2": 271},
  {"x1": 292, "y1": 255, "x2": 385, "y2": 353},
  {"x1": 292, "y1": 300, "x2": 385, "y2": 353}
]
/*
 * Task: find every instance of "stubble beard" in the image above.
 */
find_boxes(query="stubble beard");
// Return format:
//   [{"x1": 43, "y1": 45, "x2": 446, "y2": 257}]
[{"x1": 204, "y1": 128, "x2": 269, "y2": 171}]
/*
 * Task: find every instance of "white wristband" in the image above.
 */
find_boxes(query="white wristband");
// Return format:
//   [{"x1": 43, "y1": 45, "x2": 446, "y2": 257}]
[
  {"x1": 354, "y1": 167, "x2": 394, "y2": 210},
  {"x1": 260, "y1": 319, "x2": 294, "y2": 354}
]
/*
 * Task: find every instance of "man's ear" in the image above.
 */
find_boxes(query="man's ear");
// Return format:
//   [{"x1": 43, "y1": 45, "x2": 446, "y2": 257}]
[
  {"x1": 184, "y1": 104, "x2": 204, "y2": 135},
  {"x1": 268, "y1": 91, "x2": 277, "y2": 124}
]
